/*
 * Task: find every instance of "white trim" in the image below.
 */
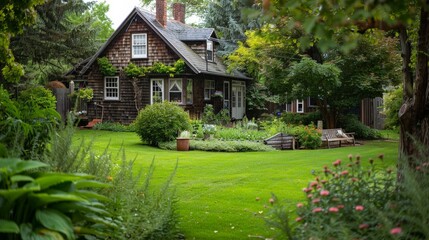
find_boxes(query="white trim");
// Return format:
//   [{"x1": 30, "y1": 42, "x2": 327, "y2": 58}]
[
  {"x1": 168, "y1": 78, "x2": 183, "y2": 103},
  {"x1": 104, "y1": 76, "x2": 119, "y2": 100},
  {"x1": 186, "y1": 79, "x2": 193, "y2": 104},
  {"x1": 150, "y1": 79, "x2": 164, "y2": 104},
  {"x1": 132, "y1": 33, "x2": 147, "y2": 58},
  {"x1": 296, "y1": 99, "x2": 304, "y2": 113},
  {"x1": 223, "y1": 81, "x2": 230, "y2": 109}
]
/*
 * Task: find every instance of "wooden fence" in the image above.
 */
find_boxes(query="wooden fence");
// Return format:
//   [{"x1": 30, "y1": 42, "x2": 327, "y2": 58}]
[{"x1": 53, "y1": 88, "x2": 71, "y2": 122}]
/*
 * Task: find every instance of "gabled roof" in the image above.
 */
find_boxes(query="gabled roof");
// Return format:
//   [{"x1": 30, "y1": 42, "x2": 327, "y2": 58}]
[{"x1": 78, "y1": 7, "x2": 250, "y2": 80}]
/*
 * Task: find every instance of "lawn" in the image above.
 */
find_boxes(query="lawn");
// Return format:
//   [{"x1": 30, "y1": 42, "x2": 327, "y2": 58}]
[{"x1": 74, "y1": 130, "x2": 399, "y2": 239}]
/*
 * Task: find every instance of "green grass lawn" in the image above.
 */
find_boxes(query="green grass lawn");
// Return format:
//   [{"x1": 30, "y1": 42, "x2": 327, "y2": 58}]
[{"x1": 74, "y1": 130, "x2": 399, "y2": 239}]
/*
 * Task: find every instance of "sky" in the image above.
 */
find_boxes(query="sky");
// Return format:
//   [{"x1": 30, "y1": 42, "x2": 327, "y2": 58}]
[{"x1": 96, "y1": 0, "x2": 143, "y2": 30}]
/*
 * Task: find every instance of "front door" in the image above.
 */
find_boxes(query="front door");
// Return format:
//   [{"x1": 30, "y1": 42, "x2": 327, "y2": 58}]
[{"x1": 231, "y1": 81, "x2": 245, "y2": 119}]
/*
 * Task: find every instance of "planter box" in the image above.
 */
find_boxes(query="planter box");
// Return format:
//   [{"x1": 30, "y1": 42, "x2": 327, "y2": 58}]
[{"x1": 176, "y1": 138, "x2": 190, "y2": 151}]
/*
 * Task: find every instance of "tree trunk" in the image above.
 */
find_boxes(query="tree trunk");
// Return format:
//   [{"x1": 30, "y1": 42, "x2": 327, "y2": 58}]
[{"x1": 399, "y1": 6, "x2": 429, "y2": 163}]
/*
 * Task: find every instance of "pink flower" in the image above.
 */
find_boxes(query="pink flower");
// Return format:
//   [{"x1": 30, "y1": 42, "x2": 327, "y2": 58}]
[
  {"x1": 328, "y1": 207, "x2": 339, "y2": 213},
  {"x1": 310, "y1": 181, "x2": 318, "y2": 187},
  {"x1": 355, "y1": 205, "x2": 364, "y2": 211},
  {"x1": 333, "y1": 159, "x2": 342, "y2": 167},
  {"x1": 390, "y1": 227, "x2": 402, "y2": 235},
  {"x1": 296, "y1": 203, "x2": 304, "y2": 208},
  {"x1": 312, "y1": 207, "x2": 323, "y2": 213},
  {"x1": 320, "y1": 190, "x2": 330, "y2": 196},
  {"x1": 337, "y1": 204, "x2": 345, "y2": 209},
  {"x1": 321, "y1": 180, "x2": 328, "y2": 184},
  {"x1": 351, "y1": 177, "x2": 359, "y2": 182},
  {"x1": 295, "y1": 217, "x2": 303, "y2": 222},
  {"x1": 312, "y1": 198, "x2": 320, "y2": 204},
  {"x1": 269, "y1": 198, "x2": 275, "y2": 205},
  {"x1": 307, "y1": 194, "x2": 313, "y2": 199},
  {"x1": 359, "y1": 223, "x2": 369, "y2": 229},
  {"x1": 341, "y1": 170, "x2": 349, "y2": 176},
  {"x1": 303, "y1": 187, "x2": 312, "y2": 193}
]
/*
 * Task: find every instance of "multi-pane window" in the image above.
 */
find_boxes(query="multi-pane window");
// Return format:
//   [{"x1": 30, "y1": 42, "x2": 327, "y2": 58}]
[
  {"x1": 132, "y1": 33, "x2": 147, "y2": 58},
  {"x1": 151, "y1": 79, "x2": 164, "y2": 104},
  {"x1": 297, "y1": 99, "x2": 304, "y2": 113},
  {"x1": 223, "y1": 81, "x2": 230, "y2": 109},
  {"x1": 104, "y1": 76, "x2": 119, "y2": 100},
  {"x1": 186, "y1": 79, "x2": 193, "y2": 104},
  {"x1": 206, "y1": 40, "x2": 214, "y2": 62},
  {"x1": 204, "y1": 80, "x2": 215, "y2": 100},
  {"x1": 169, "y1": 79, "x2": 183, "y2": 103}
]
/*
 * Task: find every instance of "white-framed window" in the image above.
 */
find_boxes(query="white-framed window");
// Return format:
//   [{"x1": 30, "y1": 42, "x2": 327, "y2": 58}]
[
  {"x1": 297, "y1": 99, "x2": 304, "y2": 113},
  {"x1": 132, "y1": 33, "x2": 147, "y2": 58},
  {"x1": 223, "y1": 81, "x2": 230, "y2": 109},
  {"x1": 186, "y1": 79, "x2": 193, "y2": 104},
  {"x1": 285, "y1": 102, "x2": 292, "y2": 112},
  {"x1": 104, "y1": 76, "x2": 119, "y2": 100},
  {"x1": 169, "y1": 78, "x2": 183, "y2": 103},
  {"x1": 206, "y1": 40, "x2": 214, "y2": 62},
  {"x1": 151, "y1": 79, "x2": 164, "y2": 104},
  {"x1": 204, "y1": 80, "x2": 215, "y2": 100}
]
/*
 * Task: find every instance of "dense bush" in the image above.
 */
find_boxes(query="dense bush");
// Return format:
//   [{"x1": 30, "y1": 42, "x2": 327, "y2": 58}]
[
  {"x1": 339, "y1": 114, "x2": 382, "y2": 139},
  {"x1": 159, "y1": 140, "x2": 275, "y2": 152},
  {"x1": 293, "y1": 125, "x2": 322, "y2": 149},
  {"x1": 202, "y1": 104, "x2": 231, "y2": 126},
  {"x1": 134, "y1": 102, "x2": 191, "y2": 146},
  {"x1": 0, "y1": 86, "x2": 60, "y2": 159},
  {"x1": 281, "y1": 111, "x2": 322, "y2": 125},
  {"x1": 93, "y1": 121, "x2": 136, "y2": 132}
]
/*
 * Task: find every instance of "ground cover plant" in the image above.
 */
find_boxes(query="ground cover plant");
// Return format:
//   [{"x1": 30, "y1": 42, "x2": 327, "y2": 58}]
[{"x1": 74, "y1": 130, "x2": 398, "y2": 239}]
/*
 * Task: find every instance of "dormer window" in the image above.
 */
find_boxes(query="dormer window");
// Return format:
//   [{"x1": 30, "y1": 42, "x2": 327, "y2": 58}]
[
  {"x1": 206, "y1": 40, "x2": 214, "y2": 62},
  {"x1": 132, "y1": 33, "x2": 147, "y2": 58}
]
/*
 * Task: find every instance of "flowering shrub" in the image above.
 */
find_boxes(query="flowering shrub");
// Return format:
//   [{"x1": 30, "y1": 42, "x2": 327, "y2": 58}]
[
  {"x1": 292, "y1": 125, "x2": 321, "y2": 149},
  {"x1": 268, "y1": 154, "x2": 401, "y2": 239}
]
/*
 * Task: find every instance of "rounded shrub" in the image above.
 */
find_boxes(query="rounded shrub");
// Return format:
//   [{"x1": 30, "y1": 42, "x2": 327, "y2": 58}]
[{"x1": 134, "y1": 102, "x2": 191, "y2": 146}]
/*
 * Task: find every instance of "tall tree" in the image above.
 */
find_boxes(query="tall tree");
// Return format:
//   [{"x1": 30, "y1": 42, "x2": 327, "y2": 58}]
[
  {"x1": 0, "y1": 0, "x2": 44, "y2": 83},
  {"x1": 262, "y1": 0, "x2": 427, "y2": 161},
  {"x1": 10, "y1": 0, "x2": 114, "y2": 83}
]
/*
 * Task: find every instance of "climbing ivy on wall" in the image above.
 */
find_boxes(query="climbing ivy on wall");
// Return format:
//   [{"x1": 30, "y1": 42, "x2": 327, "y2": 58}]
[{"x1": 97, "y1": 57, "x2": 117, "y2": 76}]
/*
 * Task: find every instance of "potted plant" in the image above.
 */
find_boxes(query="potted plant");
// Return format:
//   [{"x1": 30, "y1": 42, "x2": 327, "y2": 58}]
[
  {"x1": 177, "y1": 130, "x2": 191, "y2": 151},
  {"x1": 203, "y1": 124, "x2": 216, "y2": 140}
]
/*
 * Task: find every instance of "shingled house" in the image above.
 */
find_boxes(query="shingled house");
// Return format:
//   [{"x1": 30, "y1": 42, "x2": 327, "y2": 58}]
[{"x1": 68, "y1": 0, "x2": 250, "y2": 124}]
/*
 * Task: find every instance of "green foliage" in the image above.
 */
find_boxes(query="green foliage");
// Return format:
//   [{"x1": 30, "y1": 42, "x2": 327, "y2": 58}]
[
  {"x1": 135, "y1": 101, "x2": 191, "y2": 146},
  {"x1": 93, "y1": 121, "x2": 136, "y2": 132},
  {"x1": 45, "y1": 115, "x2": 180, "y2": 239},
  {"x1": 281, "y1": 112, "x2": 322, "y2": 126},
  {"x1": 260, "y1": 118, "x2": 292, "y2": 136},
  {"x1": 383, "y1": 87, "x2": 402, "y2": 130},
  {"x1": 0, "y1": 158, "x2": 117, "y2": 239},
  {"x1": 159, "y1": 139, "x2": 275, "y2": 152},
  {"x1": 0, "y1": 86, "x2": 60, "y2": 159},
  {"x1": 97, "y1": 57, "x2": 117, "y2": 76},
  {"x1": 269, "y1": 154, "x2": 396, "y2": 239},
  {"x1": 124, "y1": 59, "x2": 186, "y2": 78},
  {"x1": 294, "y1": 125, "x2": 322, "y2": 149},
  {"x1": 190, "y1": 119, "x2": 204, "y2": 139},
  {"x1": 202, "y1": 104, "x2": 217, "y2": 124},
  {"x1": 70, "y1": 88, "x2": 93, "y2": 102},
  {"x1": 339, "y1": 114, "x2": 382, "y2": 139},
  {"x1": 215, "y1": 127, "x2": 270, "y2": 141}
]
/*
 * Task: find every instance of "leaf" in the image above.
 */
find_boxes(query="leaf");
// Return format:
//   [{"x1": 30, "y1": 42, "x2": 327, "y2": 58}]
[
  {"x1": 74, "y1": 180, "x2": 111, "y2": 189},
  {"x1": 51, "y1": 202, "x2": 110, "y2": 216},
  {"x1": 11, "y1": 175, "x2": 35, "y2": 183},
  {"x1": 75, "y1": 190, "x2": 110, "y2": 202},
  {"x1": 14, "y1": 160, "x2": 49, "y2": 174},
  {"x1": 34, "y1": 173, "x2": 91, "y2": 190},
  {"x1": 20, "y1": 223, "x2": 60, "y2": 240},
  {"x1": 36, "y1": 209, "x2": 74, "y2": 240},
  {"x1": 0, "y1": 185, "x2": 40, "y2": 202},
  {"x1": 30, "y1": 193, "x2": 86, "y2": 207},
  {"x1": 0, "y1": 219, "x2": 19, "y2": 233}
]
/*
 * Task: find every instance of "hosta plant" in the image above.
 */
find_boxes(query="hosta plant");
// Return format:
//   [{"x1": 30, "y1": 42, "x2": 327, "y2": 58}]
[{"x1": 0, "y1": 158, "x2": 118, "y2": 239}]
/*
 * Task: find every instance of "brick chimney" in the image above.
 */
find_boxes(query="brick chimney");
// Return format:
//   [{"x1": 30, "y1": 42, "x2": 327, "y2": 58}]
[
  {"x1": 156, "y1": 0, "x2": 167, "y2": 27},
  {"x1": 173, "y1": 3, "x2": 186, "y2": 24}
]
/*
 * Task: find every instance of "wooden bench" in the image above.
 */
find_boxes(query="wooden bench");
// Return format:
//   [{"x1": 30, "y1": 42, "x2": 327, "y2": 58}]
[
  {"x1": 321, "y1": 128, "x2": 355, "y2": 148},
  {"x1": 264, "y1": 133, "x2": 295, "y2": 150}
]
